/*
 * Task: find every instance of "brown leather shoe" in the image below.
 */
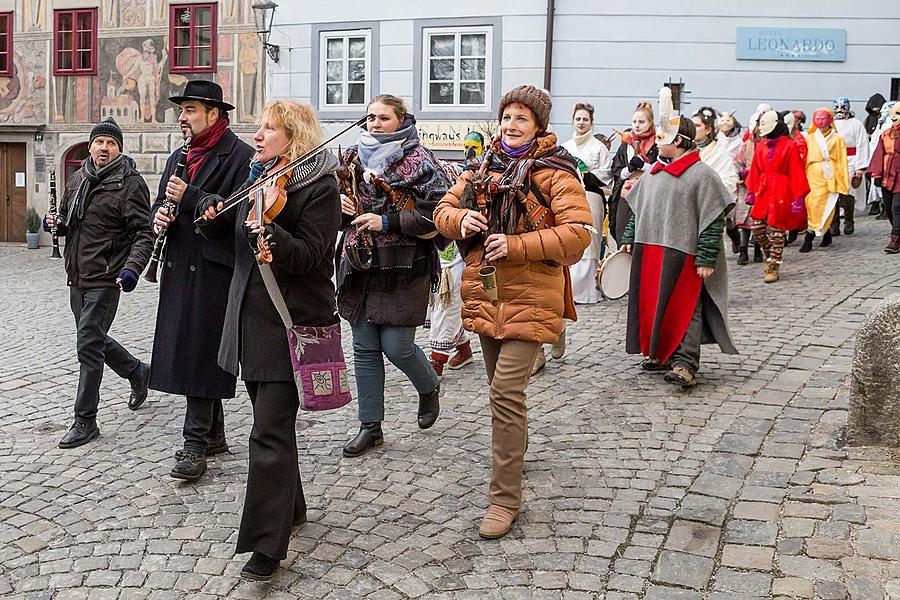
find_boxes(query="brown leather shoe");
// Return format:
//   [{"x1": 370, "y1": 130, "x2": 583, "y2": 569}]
[{"x1": 478, "y1": 505, "x2": 518, "y2": 539}]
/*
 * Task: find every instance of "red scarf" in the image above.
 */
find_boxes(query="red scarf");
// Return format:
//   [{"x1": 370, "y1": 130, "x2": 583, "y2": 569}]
[
  {"x1": 650, "y1": 150, "x2": 701, "y2": 177},
  {"x1": 186, "y1": 118, "x2": 229, "y2": 180},
  {"x1": 625, "y1": 127, "x2": 657, "y2": 161}
]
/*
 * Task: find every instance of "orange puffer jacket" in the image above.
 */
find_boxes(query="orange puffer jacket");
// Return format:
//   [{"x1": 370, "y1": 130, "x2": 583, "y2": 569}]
[{"x1": 434, "y1": 134, "x2": 592, "y2": 344}]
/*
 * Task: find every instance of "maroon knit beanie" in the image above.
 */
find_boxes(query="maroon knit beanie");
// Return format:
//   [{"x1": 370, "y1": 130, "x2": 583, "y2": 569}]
[{"x1": 497, "y1": 85, "x2": 552, "y2": 131}]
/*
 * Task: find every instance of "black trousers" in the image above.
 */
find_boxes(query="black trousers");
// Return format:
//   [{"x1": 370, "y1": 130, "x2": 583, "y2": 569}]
[
  {"x1": 70, "y1": 287, "x2": 141, "y2": 423},
  {"x1": 884, "y1": 188, "x2": 900, "y2": 235},
  {"x1": 183, "y1": 397, "x2": 226, "y2": 452},
  {"x1": 236, "y1": 381, "x2": 307, "y2": 560}
]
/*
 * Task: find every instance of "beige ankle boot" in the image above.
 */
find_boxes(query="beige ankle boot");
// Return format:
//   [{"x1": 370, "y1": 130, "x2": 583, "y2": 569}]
[{"x1": 479, "y1": 505, "x2": 518, "y2": 539}]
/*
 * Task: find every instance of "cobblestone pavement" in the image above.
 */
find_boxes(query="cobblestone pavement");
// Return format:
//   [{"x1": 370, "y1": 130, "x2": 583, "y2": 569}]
[{"x1": 2, "y1": 218, "x2": 900, "y2": 600}]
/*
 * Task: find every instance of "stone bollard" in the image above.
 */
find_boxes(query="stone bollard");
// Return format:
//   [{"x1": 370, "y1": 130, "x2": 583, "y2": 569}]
[{"x1": 848, "y1": 293, "x2": 900, "y2": 446}]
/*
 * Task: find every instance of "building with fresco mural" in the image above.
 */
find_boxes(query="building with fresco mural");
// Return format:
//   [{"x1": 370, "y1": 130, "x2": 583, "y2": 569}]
[{"x1": 0, "y1": 0, "x2": 265, "y2": 245}]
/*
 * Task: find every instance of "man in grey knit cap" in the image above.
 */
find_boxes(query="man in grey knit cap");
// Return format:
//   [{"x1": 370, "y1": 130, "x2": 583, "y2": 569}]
[{"x1": 44, "y1": 117, "x2": 154, "y2": 448}]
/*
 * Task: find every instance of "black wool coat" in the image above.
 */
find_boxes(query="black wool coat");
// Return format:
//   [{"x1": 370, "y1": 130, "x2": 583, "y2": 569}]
[
  {"x1": 198, "y1": 174, "x2": 342, "y2": 382},
  {"x1": 608, "y1": 139, "x2": 659, "y2": 244},
  {"x1": 148, "y1": 129, "x2": 254, "y2": 398}
]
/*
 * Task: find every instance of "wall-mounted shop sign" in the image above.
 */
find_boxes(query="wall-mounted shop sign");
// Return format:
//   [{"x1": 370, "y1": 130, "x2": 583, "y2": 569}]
[
  {"x1": 416, "y1": 120, "x2": 494, "y2": 152},
  {"x1": 736, "y1": 27, "x2": 847, "y2": 62}
]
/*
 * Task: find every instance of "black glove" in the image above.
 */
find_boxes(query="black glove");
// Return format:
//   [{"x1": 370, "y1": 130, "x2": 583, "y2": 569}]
[
  {"x1": 196, "y1": 194, "x2": 222, "y2": 220},
  {"x1": 628, "y1": 156, "x2": 645, "y2": 172},
  {"x1": 117, "y1": 268, "x2": 138, "y2": 293},
  {"x1": 243, "y1": 222, "x2": 275, "y2": 251}
]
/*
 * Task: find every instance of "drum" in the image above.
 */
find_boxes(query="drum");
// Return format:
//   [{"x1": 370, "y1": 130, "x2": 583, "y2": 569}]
[{"x1": 595, "y1": 250, "x2": 632, "y2": 299}]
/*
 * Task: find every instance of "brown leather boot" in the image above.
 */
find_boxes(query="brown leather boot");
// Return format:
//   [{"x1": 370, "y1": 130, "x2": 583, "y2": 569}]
[
  {"x1": 479, "y1": 504, "x2": 518, "y2": 539},
  {"x1": 886, "y1": 235, "x2": 900, "y2": 255},
  {"x1": 764, "y1": 260, "x2": 780, "y2": 284}
]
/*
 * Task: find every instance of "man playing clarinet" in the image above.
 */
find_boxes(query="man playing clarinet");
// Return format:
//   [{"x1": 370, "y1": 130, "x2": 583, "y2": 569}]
[{"x1": 149, "y1": 80, "x2": 254, "y2": 481}]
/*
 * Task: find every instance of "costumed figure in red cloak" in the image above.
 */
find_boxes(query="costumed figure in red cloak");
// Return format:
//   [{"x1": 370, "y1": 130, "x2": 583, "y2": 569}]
[{"x1": 745, "y1": 110, "x2": 810, "y2": 284}]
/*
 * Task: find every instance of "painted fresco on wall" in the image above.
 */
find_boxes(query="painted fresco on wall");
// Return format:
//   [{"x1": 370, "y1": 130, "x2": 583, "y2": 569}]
[
  {"x1": 0, "y1": 41, "x2": 47, "y2": 124},
  {"x1": 238, "y1": 33, "x2": 259, "y2": 123},
  {"x1": 23, "y1": 0, "x2": 47, "y2": 32}
]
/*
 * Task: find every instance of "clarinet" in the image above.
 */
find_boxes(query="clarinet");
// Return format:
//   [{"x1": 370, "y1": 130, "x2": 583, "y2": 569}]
[
  {"x1": 144, "y1": 136, "x2": 191, "y2": 283},
  {"x1": 48, "y1": 170, "x2": 62, "y2": 259}
]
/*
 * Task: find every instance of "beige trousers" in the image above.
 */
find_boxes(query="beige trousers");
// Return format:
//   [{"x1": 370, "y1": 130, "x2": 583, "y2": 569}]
[{"x1": 479, "y1": 335, "x2": 541, "y2": 509}]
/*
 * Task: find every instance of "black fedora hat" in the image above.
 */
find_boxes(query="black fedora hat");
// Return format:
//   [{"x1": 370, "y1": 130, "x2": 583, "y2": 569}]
[{"x1": 169, "y1": 80, "x2": 235, "y2": 112}]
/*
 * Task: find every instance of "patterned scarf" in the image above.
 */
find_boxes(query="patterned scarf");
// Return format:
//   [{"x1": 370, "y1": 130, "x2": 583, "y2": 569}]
[
  {"x1": 356, "y1": 117, "x2": 420, "y2": 176},
  {"x1": 472, "y1": 136, "x2": 579, "y2": 235},
  {"x1": 65, "y1": 155, "x2": 126, "y2": 227}
]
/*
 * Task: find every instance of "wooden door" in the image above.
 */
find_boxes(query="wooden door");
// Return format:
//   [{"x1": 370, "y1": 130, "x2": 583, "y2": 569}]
[{"x1": 0, "y1": 143, "x2": 27, "y2": 242}]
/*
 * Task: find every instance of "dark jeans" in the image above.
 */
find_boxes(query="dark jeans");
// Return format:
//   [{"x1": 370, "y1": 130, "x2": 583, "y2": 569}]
[
  {"x1": 884, "y1": 188, "x2": 900, "y2": 235},
  {"x1": 236, "y1": 381, "x2": 307, "y2": 560},
  {"x1": 70, "y1": 286, "x2": 142, "y2": 423},
  {"x1": 350, "y1": 322, "x2": 440, "y2": 423},
  {"x1": 671, "y1": 296, "x2": 703, "y2": 374},
  {"x1": 183, "y1": 397, "x2": 226, "y2": 452}
]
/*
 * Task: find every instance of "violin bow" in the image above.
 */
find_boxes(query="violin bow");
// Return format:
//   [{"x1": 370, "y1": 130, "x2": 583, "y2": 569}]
[{"x1": 196, "y1": 114, "x2": 371, "y2": 224}]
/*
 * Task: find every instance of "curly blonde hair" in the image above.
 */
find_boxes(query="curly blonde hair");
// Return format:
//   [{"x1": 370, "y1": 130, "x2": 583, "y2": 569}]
[{"x1": 260, "y1": 100, "x2": 323, "y2": 161}]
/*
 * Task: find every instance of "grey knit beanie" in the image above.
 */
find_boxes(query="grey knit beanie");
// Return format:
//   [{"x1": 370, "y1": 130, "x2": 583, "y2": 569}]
[
  {"x1": 498, "y1": 85, "x2": 552, "y2": 131},
  {"x1": 90, "y1": 117, "x2": 124, "y2": 150}
]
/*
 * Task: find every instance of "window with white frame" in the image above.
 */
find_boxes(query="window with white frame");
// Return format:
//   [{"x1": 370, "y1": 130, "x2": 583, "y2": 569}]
[
  {"x1": 423, "y1": 26, "x2": 491, "y2": 109},
  {"x1": 320, "y1": 30, "x2": 370, "y2": 108}
]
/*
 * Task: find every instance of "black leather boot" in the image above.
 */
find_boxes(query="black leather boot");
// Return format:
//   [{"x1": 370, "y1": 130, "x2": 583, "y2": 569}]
[
  {"x1": 241, "y1": 552, "x2": 280, "y2": 581},
  {"x1": 799, "y1": 232, "x2": 814, "y2": 253},
  {"x1": 726, "y1": 225, "x2": 740, "y2": 254},
  {"x1": 737, "y1": 246, "x2": 749, "y2": 265},
  {"x1": 342, "y1": 422, "x2": 384, "y2": 457},
  {"x1": 820, "y1": 230, "x2": 833, "y2": 247},
  {"x1": 417, "y1": 385, "x2": 440, "y2": 430},
  {"x1": 753, "y1": 243, "x2": 764, "y2": 263},
  {"x1": 786, "y1": 230, "x2": 799, "y2": 245},
  {"x1": 59, "y1": 420, "x2": 100, "y2": 449},
  {"x1": 170, "y1": 450, "x2": 207, "y2": 481},
  {"x1": 868, "y1": 201, "x2": 882, "y2": 216}
]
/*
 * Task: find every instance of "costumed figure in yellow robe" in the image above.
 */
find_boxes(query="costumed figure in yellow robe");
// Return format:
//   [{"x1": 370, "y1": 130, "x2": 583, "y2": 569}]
[{"x1": 800, "y1": 108, "x2": 849, "y2": 253}]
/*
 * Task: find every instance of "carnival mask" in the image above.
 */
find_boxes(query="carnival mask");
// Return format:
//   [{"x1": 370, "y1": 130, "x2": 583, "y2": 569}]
[
  {"x1": 758, "y1": 111, "x2": 778, "y2": 137},
  {"x1": 832, "y1": 96, "x2": 851, "y2": 120},
  {"x1": 717, "y1": 113, "x2": 735, "y2": 133},
  {"x1": 812, "y1": 110, "x2": 833, "y2": 131},
  {"x1": 890, "y1": 103, "x2": 900, "y2": 127}
]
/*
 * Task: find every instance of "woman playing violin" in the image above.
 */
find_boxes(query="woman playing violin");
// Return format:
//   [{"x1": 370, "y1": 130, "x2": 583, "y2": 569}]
[
  {"x1": 336, "y1": 94, "x2": 449, "y2": 458},
  {"x1": 196, "y1": 100, "x2": 341, "y2": 581}
]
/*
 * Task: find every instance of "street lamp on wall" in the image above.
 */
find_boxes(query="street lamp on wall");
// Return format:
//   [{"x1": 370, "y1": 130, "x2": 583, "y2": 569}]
[{"x1": 252, "y1": 1, "x2": 280, "y2": 63}]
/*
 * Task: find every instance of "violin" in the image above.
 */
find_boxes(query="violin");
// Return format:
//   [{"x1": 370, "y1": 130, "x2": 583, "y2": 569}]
[
  {"x1": 250, "y1": 161, "x2": 293, "y2": 265},
  {"x1": 195, "y1": 114, "x2": 371, "y2": 226}
]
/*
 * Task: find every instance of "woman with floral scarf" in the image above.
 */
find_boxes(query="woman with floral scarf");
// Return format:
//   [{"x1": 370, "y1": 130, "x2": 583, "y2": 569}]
[
  {"x1": 435, "y1": 85, "x2": 592, "y2": 539},
  {"x1": 336, "y1": 95, "x2": 449, "y2": 458}
]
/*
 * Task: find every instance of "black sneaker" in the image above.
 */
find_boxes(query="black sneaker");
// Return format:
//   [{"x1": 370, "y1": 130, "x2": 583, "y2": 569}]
[
  {"x1": 59, "y1": 421, "x2": 100, "y2": 449},
  {"x1": 128, "y1": 363, "x2": 150, "y2": 410},
  {"x1": 170, "y1": 450, "x2": 207, "y2": 481},
  {"x1": 241, "y1": 552, "x2": 280, "y2": 581}
]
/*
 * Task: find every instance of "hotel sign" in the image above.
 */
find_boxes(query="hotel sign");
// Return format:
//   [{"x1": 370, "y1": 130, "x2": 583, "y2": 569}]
[
  {"x1": 416, "y1": 121, "x2": 490, "y2": 152},
  {"x1": 736, "y1": 27, "x2": 847, "y2": 62}
]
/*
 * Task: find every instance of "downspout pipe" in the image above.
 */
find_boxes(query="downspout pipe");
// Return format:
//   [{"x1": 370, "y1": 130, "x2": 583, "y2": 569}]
[{"x1": 543, "y1": 0, "x2": 555, "y2": 91}]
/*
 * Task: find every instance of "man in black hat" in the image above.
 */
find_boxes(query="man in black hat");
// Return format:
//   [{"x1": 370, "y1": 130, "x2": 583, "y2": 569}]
[
  {"x1": 148, "y1": 80, "x2": 254, "y2": 481},
  {"x1": 44, "y1": 117, "x2": 154, "y2": 448}
]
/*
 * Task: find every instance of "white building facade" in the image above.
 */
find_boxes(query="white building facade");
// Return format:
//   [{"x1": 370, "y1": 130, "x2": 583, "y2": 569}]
[{"x1": 264, "y1": 0, "x2": 900, "y2": 153}]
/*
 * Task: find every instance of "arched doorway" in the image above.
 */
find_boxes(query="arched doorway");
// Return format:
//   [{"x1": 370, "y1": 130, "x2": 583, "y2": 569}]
[{"x1": 64, "y1": 143, "x2": 89, "y2": 187}]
